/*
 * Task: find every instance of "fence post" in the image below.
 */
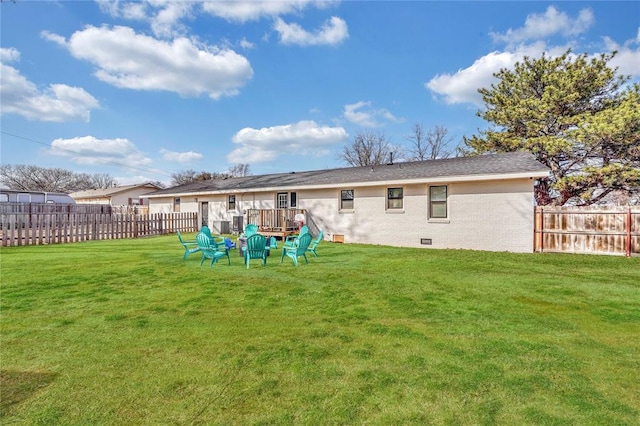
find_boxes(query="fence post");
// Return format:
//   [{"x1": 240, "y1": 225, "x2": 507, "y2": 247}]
[
  {"x1": 627, "y1": 207, "x2": 632, "y2": 258},
  {"x1": 534, "y1": 206, "x2": 544, "y2": 253}
]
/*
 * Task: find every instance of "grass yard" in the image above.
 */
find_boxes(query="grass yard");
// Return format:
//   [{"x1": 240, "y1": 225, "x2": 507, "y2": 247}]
[{"x1": 1, "y1": 234, "x2": 639, "y2": 425}]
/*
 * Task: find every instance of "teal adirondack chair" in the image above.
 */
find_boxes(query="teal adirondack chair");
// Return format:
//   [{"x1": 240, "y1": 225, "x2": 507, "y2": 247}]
[
  {"x1": 281, "y1": 233, "x2": 313, "y2": 266},
  {"x1": 284, "y1": 225, "x2": 309, "y2": 247},
  {"x1": 244, "y1": 224, "x2": 258, "y2": 237},
  {"x1": 196, "y1": 232, "x2": 230, "y2": 267},
  {"x1": 200, "y1": 225, "x2": 224, "y2": 246},
  {"x1": 269, "y1": 236, "x2": 278, "y2": 249},
  {"x1": 243, "y1": 234, "x2": 268, "y2": 268},
  {"x1": 178, "y1": 231, "x2": 201, "y2": 260},
  {"x1": 307, "y1": 230, "x2": 324, "y2": 258}
]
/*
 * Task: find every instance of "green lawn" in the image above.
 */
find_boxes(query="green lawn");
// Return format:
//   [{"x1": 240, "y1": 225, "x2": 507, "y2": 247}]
[{"x1": 1, "y1": 235, "x2": 639, "y2": 425}]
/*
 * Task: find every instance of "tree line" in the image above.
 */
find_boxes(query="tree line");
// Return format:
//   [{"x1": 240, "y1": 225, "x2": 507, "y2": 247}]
[{"x1": 0, "y1": 164, "x2": 124, "y2": 193}]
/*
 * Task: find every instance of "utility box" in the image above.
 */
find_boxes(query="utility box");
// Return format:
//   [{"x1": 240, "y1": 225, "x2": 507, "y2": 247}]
[
  {"x1": 216, "y1": 221, "x2": 230, "y2": 234},
  {"x1": 232, "y1": 216, "x2": 243, "y2": 234},
  {"x1": 333, "y1": 234, "x2": 344, "y2": 243}
]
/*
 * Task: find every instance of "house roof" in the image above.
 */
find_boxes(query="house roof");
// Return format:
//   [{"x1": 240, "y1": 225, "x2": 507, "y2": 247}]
[
  {"x1": 147, "y1": 152, "x2": 549, "y2": 198},
  {"x1": 70, "y1": 183, "x2": 160, "y2": 199}
]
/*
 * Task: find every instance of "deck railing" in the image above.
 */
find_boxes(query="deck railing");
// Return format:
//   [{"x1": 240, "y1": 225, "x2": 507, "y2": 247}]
[{"x1": 246, "y1": 208, "x2": 306, "y2": 233}]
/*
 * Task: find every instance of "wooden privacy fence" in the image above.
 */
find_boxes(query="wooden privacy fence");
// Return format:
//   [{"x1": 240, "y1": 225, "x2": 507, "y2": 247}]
[
  {"x1": 1, "y1": 210, "x2": 198, "y2": 247},
  {"x1": 534, "y1": 206, "x2": 640, "y2": 257}
]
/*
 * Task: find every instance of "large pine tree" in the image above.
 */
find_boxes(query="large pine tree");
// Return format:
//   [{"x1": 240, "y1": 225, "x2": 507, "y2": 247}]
[{"x1": 463, "y1": 50, "x2": 640, "y2": 206}]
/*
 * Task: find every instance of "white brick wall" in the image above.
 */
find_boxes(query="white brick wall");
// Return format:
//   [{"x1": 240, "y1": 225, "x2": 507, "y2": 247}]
[
  {"x1": 149, "y1": 178, "x2": 536, "y2": 252},
  {"x1": 299, "y1": 178, "x2": 535, "y2": 253}
]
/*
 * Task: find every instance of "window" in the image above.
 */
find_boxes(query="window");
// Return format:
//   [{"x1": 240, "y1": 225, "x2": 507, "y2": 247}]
[
  {"x1": 387, "y1": 187, "x2": 403, "y2": 210},
  {"x1": 228, "y1": 194, "x2": 236, "y2": 210},
  {"x1": 277, "y1": 192, "x2": 288, "y2": 209},
  {"x1": 340, "y1": 189, "x2": 354, "y2": 210},
  {"x1": 173, "y1": 197, "x2": 180, "y2": 212},
  {"x1": 276, "y1": 192, "x2": 297, "y2": 208},
  {"x1": 429, "y1": 185, "x2": 448, "y2": 218}
]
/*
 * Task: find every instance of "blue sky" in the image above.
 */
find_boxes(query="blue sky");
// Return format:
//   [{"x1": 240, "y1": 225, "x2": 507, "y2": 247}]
[{"x1": 1, "y1": 1, "x2": 639, "y2": 186}]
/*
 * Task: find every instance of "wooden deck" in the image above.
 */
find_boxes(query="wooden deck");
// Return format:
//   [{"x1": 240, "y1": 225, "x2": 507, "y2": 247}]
[
  {"x1": 258, "y1": 228, "x2": 296, "y2": 239},
  {"x1": 246, "y1": 208, "x2": 306, "y2": 240}
]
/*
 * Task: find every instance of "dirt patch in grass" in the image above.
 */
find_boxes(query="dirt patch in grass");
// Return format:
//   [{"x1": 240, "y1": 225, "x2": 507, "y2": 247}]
[{"x1": 0, "y1": 370, "x2": 57, "y2": 416}]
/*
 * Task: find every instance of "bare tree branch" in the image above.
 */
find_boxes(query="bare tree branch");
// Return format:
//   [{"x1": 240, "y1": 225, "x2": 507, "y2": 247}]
[
  {"x1": 339, "y1": 131, "x2": 393, "y2": 167},
  {"x1": 405, "y1": 123, "x2": 455, "y2": 160}
]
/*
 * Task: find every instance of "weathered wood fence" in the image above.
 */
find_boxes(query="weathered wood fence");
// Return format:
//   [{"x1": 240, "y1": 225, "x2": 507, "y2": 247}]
[
  {"x1": 534, "y1": 206, "x2": 640, "y2": 257},
  {"x1": 0, "y1": 203, "x2": 198, "y2": 247}
]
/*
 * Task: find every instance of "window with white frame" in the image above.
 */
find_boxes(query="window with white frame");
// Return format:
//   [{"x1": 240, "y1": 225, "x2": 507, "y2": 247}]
[
  {"x1": 429, "y1": 185, "x2": 448, "y2": 218},
  {"x1": 228, "y1": 194, "x2": 236, "y2": 210},
  {"x1": 276, "y1": 192, "x2": 297, "y2": 208},
  {"x1": 277, "y1": 192, "x2": 288, "y2": 209},
  {"x1": 173, "y1": 197, "x2": 180, "y2": 212},
  {"x1": 340, "y1": 189, "x2": 354, "y2": 210},
  {"x1": 387, "y1": 187, "x2": 403, "y2": 210}
]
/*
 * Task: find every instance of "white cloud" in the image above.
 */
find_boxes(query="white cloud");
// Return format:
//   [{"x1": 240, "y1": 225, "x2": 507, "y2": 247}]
[
  {"x1": 0, "y1": 47, "x2": 99, "y2": 122},
  {"x1": 150, "y1": 2, "x2": 194, "y2": 38},
  {"x1": 201, "y1": 0, "x2": 336, "y2": 23},
  {"x1": 50, "y1": 136, "x2": 152, "y2": 168},
  {"x1": 239, "y1": 38, "x2": 255, "y2": 49},
  {"x1": 490, "y1": 6, "x2": 594, "y2": 46},
  {"x1": 97, "y1": 0, "x2": 148, "y2": 20},
  {"x1": 427, "y1": 32, "x2": 638, "y2": 106},
  {"x1": 274, "y1": 16, "x2": 348, "y2": 46},
  {"x1": 44, "y1": 26, "x2": 253, "y2": 99},
  {"x1": 160, "y1": 148, "x2": 204, "y2": 163},
  {"x1": 0, "y1": 47, "x2": 20, "y2": 62},
  {"x1": 603, "y1": 34, "x2": 640, "y2": 78},
  {"x1": 97, "y1": 1, "x2": 339, "y2": 37},
  {"x1": 343, "y1": 101, "x2": 401, "y2": 127},
  {"x1": 228, "y1": 120, "x2": 348, "y2": 163},
  {"x1": 426, "y1": 51, "x2": 519, "y2": 106},
  {"x1": 95, "y1": 1, "x2": 346, "y2": 47},
  {"x1": 426, "y1": 7, "x2": 600, "y2": 106},
  {"x1": 97, "y1": 0, "x2": 192, "y2": 38}
]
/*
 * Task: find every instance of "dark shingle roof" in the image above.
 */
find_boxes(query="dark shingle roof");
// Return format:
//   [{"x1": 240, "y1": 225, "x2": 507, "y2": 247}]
[
  {"x1": 70, "y1": 183, "x2": 160, "y2": 198},
  {"x1": 149, "y1": 152, "x2": 549, "y2": 197}
]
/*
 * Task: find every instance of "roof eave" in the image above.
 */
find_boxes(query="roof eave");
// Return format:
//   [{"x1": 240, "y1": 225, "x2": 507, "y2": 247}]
[{"x1": 143, "y1": 170, "x2": 549, "y2": 198}]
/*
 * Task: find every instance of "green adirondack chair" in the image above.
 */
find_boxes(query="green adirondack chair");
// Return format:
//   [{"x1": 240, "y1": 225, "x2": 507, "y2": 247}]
[
  {"x1": 281, "y1": 233, "x2": 313, "y2": 266},
  {"x1": 243, "y1": 234, "x2": 268, "y2": 268},
  {"x1": 200, "y1": 225, "x2": 224, "y2": 246},
  {"x1": 269, "y1": 236, "x2": 278, "y2": 249},
  {"x1": 284, "y1": 225, "x2": 309, "y2": 247},
  {"x1": 178, "y1": 231, "x2": 201, "y2": 260},
  {"x1": 244, "y1": 224, "x2": 258, "y2": 237},
  {"x1": 196, "y1": 232, "x2": 230, "y2": 267},
  {"x1": 307, "y1": 230, "x2": 324, "y2": 258}
]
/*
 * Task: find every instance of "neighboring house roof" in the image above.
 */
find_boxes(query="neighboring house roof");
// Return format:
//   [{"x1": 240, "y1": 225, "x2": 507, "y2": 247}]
[
  {"x1": 146, "y1": 152, "x2": 549, "y2": 198},
  {"x1": 70, "y1": 183, "x2": 161, "y2": 199}
]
